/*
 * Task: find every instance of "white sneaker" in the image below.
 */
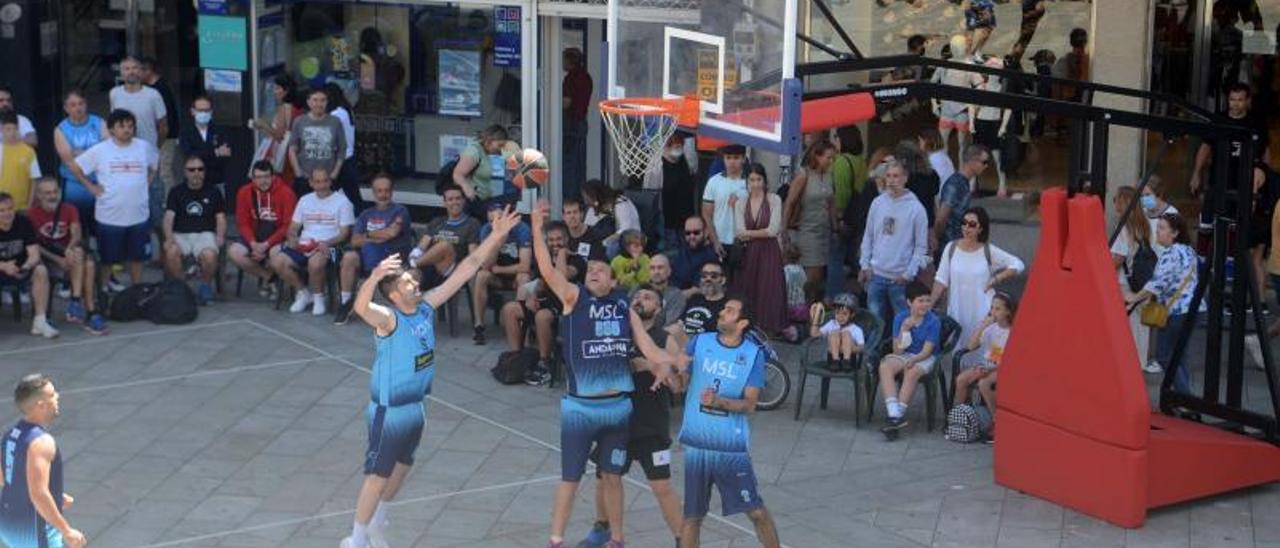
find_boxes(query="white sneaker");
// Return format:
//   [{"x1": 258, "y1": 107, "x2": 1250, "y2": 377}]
[
  {"x1": 367, "y1": 522, "x2": 390, "y2": 548},
  {"x1": 1142, "y1": 361, "x2": 1164, "y2": 374},
  {"x1": 289, "y1": 289, "x2": 313, "y2": 313},
  {"x1": 30, "y1": 318, "x2": 60, "y2": 339},
  {"x1": 312, "y1": 295, "x2": 327, "y2": 316},
  {"x1": 1244, "y1": 334, "x2": 1267, "y2": 370},
  {"x1": 339, "y1": 536, "x2": 371, "y2": 548}
]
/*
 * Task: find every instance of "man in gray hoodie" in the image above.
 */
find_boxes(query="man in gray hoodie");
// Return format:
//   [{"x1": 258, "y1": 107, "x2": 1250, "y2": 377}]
[{"x1": 858, "y1": 160, "x2": 929, "y2": 327}]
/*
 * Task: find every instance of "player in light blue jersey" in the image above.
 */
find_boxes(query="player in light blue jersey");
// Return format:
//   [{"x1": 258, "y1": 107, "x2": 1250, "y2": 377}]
[
  {"x1": 531, "y1": 199, "x2": 684, "y2": 548},
  {"x1": 339, "y1": 206, "x2": 522, "y2": 548},
  {"x1": 676, "y1": 296, "x2": 781, "y2": 548},
  {"x1": 0, "y1": 374, "x2": 85, "y2": 548}
]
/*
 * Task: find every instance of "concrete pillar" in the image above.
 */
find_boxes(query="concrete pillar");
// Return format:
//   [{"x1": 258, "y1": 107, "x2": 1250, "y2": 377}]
[{"x1": 1092, "y1": 0, "x2": 1155, "y2": 200}]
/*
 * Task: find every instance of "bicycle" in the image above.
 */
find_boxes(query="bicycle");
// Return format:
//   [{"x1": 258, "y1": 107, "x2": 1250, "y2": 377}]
[{"x1": 746, "y1": 327, "x2": 792, "y2": 411}]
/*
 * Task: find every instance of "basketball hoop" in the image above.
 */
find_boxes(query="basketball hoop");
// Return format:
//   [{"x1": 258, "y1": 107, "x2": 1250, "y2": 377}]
[{"x1": 598, "y1": 97, "x2": 699, "y2": 178}]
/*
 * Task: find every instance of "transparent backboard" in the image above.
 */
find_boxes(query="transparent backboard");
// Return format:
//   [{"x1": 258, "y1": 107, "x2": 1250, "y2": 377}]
[{"x1": 607, "y1": 0, "x2": 797, "y2": 153}]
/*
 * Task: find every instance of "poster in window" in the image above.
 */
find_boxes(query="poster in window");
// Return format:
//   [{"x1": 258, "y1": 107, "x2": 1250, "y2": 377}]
[
  {"x1": 494, "y1": 6, "x2": 520, "y2": 68},
  {"x1": 438, "y1": 49, "x2": 482, "y2": 117}
]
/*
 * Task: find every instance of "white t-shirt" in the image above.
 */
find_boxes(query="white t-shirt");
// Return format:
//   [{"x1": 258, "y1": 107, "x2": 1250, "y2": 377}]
[
  {"x1": 702, "y1": 172, "x2": 747, "y2": 245},
  {"x1": 75, "y1": 139, "x2": 158, "y2": 226},
  {"x1": 16, "y1": 115, "x2": 35, "y2": 140},
  {"x1": 109, "y1": 85, "x2": 167, "y2": 146},
  {"x1": 332, "y1": 107, "x2": 356, "y2": 159},
  {"x1": 293, "y1": 191, "x2": 355, "y2": 243},
  {"x1": 977, "y1": 323, "x2": 1010, "y2": 369},
  {"x1": 934, "y1": 241, "x2": 1025, "y2": 345},
  {"x1": 820, "y1": 319, "x2": 866, "y2": 346},
  {"x1": 929, "y1": 150, "x2": 955, "y2": 183}
]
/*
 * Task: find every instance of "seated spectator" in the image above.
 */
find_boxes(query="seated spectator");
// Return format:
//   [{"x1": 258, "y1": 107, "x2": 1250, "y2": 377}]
[
  {"x1": 335, "y1": 173, "x2": 411, "y2": 324},
  {"x1": 671, "y1": 215, "x2": 718, "y2": 292},
  {"x1": 271, "y1": 168, "x2": 354, "y2": 315},
  {"x1": 0, "y1": 111, "x2": 40, "y2": 210},
  {"x1": 878, "y1": 281, "x2": 941, "y2": 439},
  {"x1": 610, "y1": 229, "x2": 650, "y2": 291},
  {"x1": 230, "y1": 161, "x2": 296, "y2": 299},
  {"x1": 954, "y1": 292, "x2": 1014, "y2": 410},
  {"x1": 645, "y1": 254, "x2": 684, "y2": 327},
  {"x1": 810, "y1": 292, "x2": 865, "y2": 372},
  {"x1": 499, "y1": 220, "x2": 584, "y2": 385},
  {"x1": 26, "y1": 178, "x2": 106, "y2": 334},
  {"x1": 0, "y1": 193, "x2": 57, "y2": 337},
  {"x1": 162, "y1": 155, "x2": 226, "y2": 305},
  {"x1": 472, "y1": 201, "x2": 532, "y2": 344},
  {"x1": 410, "y1": 186, "x2": 481, "y2": 289},
  {"x1": 670, "y1": 260, "x2": 728, "y2": 347}
]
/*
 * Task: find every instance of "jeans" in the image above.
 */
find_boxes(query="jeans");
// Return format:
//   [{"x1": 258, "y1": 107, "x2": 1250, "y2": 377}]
[
  {"x1": 1155, "y1": 312, "x2": 1193, "y2": 394},
  {"x1": 563, "y1": 117, "x2": 587, "y2": 203},
  {"x1": 825, "y1": 233, "x2": 849, "y2": 299},
  {"x1": 866, "y1": 275, "x2": 908, "y2": 336}
]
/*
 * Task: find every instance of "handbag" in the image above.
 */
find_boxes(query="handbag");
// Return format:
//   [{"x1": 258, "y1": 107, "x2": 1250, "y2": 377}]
[{"x1": 1140, "y1": 269, "x2": 1194, "y2": 328}]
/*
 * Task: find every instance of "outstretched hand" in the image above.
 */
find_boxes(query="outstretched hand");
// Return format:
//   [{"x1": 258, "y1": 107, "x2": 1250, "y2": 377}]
[
  {"x1": 532, "y1": 199, "x2": 551, "y2": 226},
  {"x1": 371, "y1": 255, "x2": 402, "y2": 280},
  {"x1": 490, "y1": 206, "x2": 521, "y2": 236}
]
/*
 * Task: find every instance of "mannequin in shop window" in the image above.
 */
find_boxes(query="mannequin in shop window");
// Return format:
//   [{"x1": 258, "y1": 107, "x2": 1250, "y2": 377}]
[
  {"x1": 931, "y1": 35, "x2": 985, "y2": 165},
  {"x1": 968, "y1": 56, "x2": 1012, "y2": 198}
]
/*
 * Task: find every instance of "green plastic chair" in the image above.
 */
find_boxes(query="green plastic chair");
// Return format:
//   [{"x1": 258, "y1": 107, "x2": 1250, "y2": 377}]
[{"x1": 793, "y1": 309, "x2": 883, "y2": 425}]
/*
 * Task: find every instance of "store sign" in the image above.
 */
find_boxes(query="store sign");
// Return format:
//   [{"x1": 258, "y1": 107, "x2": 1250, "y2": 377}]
[
  {"x1": 494, "y1": 6, "x2": 520, "y2": 68},
  {"x1": 198, "y1": 0, "x2": 229, "y2": 15},
  {"x1": 198, "y1": 15, "x2": 248, "y2": 71}
]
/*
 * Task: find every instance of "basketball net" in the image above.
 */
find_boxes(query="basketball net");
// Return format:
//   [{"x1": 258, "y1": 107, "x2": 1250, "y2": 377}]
[{"x1": 599, "y1": 98, "x2": 695, "y2": 178}]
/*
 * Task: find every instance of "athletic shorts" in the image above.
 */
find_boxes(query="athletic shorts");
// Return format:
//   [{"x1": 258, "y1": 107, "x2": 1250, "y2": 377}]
[
  {"x1": 965, "y1": 4, "x2": 996, "y2": 29},
  {"x1": 364, "y1": 401, "x2": 426, "y2": 478},
  {"x1": 591, "y1": 435, "x2": 673, "y2": 481},
  {"x1": 683, "y1": 446, "x2": 764, "y2": 518},
  {"x1": 97, "y1": 221, "x2": 153, "y2": 264},
  {"x1": 884, "y1": 354, "x2": 938, "y2": 375},
  {"x1": 560, "y1": 394, "x2": 633, "y2": 482},
  {"x1": 282, "y1": 246, "x2": 340, "y2": 270},
  {"x1": 172, "y1": 231, "x2": 218, "y2": 257},
  {"x1": 231, "y1": 240, "x2": 280, "y2": 266},
  {"x1": 937, "y1": 110, "x2": 971, "y2": 132}
]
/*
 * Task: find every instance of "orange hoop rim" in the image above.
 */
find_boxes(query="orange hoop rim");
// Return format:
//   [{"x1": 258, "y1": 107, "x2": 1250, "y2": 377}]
[{"x1": 598, "y1": 97, "x2": 700, "y2": 127}]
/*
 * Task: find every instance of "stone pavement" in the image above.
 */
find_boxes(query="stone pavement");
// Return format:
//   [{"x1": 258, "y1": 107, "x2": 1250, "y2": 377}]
[{"x1": 0, "y1": 220, "x2": 1277, "y2": 547}]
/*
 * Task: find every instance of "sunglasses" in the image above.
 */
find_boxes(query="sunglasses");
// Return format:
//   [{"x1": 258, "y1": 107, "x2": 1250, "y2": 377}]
[
  {"x1": 185, "y1": 167, "x2": 205, "y2": 172},
  {"x1": 962, "y1": 220, "x2": 980, "y2": 228}
]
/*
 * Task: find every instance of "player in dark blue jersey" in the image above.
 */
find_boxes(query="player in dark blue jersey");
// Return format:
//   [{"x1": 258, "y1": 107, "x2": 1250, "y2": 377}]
[
  {"x1": 339, "y1": 207, "x2": 522, "y2": 548},
  {"x1": 531, "y1": 199, "x2": 684, "y2": 548},
  {"x1": 675, "y1": 296, "x2": 780, "y2": 548},
  {"x1": 0, "y1": 374, "x2": 85, "y2": 548}
]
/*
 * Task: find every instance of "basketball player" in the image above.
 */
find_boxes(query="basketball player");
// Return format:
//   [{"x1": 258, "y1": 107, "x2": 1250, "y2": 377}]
[
  {"x1": 0, "y1": 374, "x2": 86, "y2": 548},
  {"x1": 531, "y1": 199, "x2": 684, "y2": 548},
  {"x1": 339, "y1": 207, "x2": 522, "y2": 548}
]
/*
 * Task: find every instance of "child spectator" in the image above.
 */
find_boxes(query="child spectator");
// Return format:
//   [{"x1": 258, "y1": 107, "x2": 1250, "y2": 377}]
[
  {"x1": 783, "y1": 244, "x2": 807, "y2": 322},
  {"x1": 953, "y1": 292, "x2": 1014, "y2": 410},
  {"x1": 810, "y1": 293, "x2": 865, "y2": 372},
  {"x1": 610, "y1": 229, "x2": 650, "y2": 291},
  {"x1": 878, "y1": 281, "x2": 942, "y2": 440}
]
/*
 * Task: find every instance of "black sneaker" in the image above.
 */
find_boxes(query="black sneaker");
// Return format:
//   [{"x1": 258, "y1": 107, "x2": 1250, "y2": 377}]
[
  {"x1": 524, "y1": 366, "x2": 551, "y2": 386},
  {"x1": 333, "y1": 300, "x2": 354, "y2": 325},
  {"x1": 473, "y1": 325, "x2": 486, "y2": 345},
  {"x1": 881, "y1": 417, "x2": 907, "y2": 440}
]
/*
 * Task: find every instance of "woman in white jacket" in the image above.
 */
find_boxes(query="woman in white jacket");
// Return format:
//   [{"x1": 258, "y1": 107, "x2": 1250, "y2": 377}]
[{"x1": 932, "y1": 206, "x2": 1025, "y2": 345}]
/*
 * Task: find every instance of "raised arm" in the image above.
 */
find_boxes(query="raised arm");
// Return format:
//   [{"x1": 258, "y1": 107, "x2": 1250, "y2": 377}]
[
  {"x1": 630, "y1": 308, "x2": 684, "y2": 373},
  {"x1": 353, "y1": 255, "x2": 400, "y2": 335},
  {"x1": 426, "y1": 207, "x2": 522, "y2": 309},
  {"x1": 531, "y1": 199, "x2": 579, "y2": 311}
]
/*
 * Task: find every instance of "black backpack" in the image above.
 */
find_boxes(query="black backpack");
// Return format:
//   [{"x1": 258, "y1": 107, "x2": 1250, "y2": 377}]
[
  {"x1": 109, "y1": 283, "x2": 160, "y2": 322},
  {"x1": 491, "y1": 348, "x2": 539, "y2": 385},
  {"x1": 144, "y1": 279, "x2": 199, "y2": 325},
  {"x1": 1126, "y1": 240, "x2": 1158, "y2": 293}
]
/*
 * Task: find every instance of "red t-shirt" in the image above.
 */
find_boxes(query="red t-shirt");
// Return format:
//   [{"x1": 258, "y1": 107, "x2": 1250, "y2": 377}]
[
  {"x1": 563, "y1": 67, "x2": 593, "y2": 122},
  {"x1": 25, "y1": 203, "x2": 79, "y2": 250}
]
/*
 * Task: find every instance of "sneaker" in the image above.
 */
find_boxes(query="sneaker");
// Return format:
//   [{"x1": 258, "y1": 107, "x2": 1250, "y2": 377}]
[
  {"x1": 1142, "y1": 361, "x2": 1164, "y2": 374},
  {"x1": 31, "y1": 318, "x2": 59, "y2": 339},
  {"x1": 267, "y1": 281, "x2": 280, "y2": 301},
  {"x1": 881, "y1": 417, "x2": 907, "y2": 440},
  {"x1": 1244, "y1": 334, "x2": 1267, "y2": 370},
  {"x1": 524, "y1": 365, "x2": 552, "y2": 387},
  {"x1": 339, "y1": 536, "x2": 366, "y2": 548},
  {"x1": 289, "y1": 289, "x2": 313, "y2": 313},
  {"x1": 473, "y1": 325, "x2": 486, "y2": 345},
  {"x1": 258, "y1": 281, "x2": 272, "y2": 299},
  {"x1": 65, "y1": 300, "x2": 86, "y2": 324},
  {"x1": 85, "y1": 313, "x2": 109, "y2": 336},
  {"x1": 313, "y1": 295, "x2": 328, "y2": 316},
  {"x1": 366, "y1": 522, "x2": 390, "y2": 548},
  {"x1": 56, "y1": 285, "x2": 70, "y2": 300},
  {"x1": 106, "y1": 274, "x2": 126, "y2": 293},
  {"x1": 576, "y1": 521, "x2": 611, "y2": 548},
  {"x1": 18, "y1": 292, "x2": 29, "y2": 305},
  {"x1": 196, "y1": 282, "x2": 215, "y2": 306},
  {"x1": 334, "y1": 299, "x2": 355, "y2": 325}
]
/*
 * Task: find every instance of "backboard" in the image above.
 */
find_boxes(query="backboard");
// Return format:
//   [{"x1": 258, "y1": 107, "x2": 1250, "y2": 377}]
[{"x1": 606, "y1": 0, "x2": 800, "y2": 155}]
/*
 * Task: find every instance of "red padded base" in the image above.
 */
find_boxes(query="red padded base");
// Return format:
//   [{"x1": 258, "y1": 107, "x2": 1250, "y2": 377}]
[{"x1": 1147, "y1": 414, "x2": 1280, "y2": 508}]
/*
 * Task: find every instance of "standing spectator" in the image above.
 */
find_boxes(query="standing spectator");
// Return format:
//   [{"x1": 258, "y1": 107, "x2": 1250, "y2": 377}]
[
  {"x1": 583, "y1": 179, "x2": 640, "y2": 254},
  {"x1": 109, "y1": 56, "x2": 168, "y2": 149},
  {"x1": 28, "y1": 179, "x2": 107, "y2": 334},
  {"x1": 648, "y1": 254, "x2": 686, "y2": 327},
  {"x1": 562, "y1": 47, "x2": 592, "y2": 202},
  {"x1": 162, "y1": 156, "x2": 226, "y2": 305},
  {"x1": 919, "y1": 128, "x2": 955, "y2": 185},
  {"x1": 895, "y1": 139, "x2": 941, "y2": 240},
  {"x1": 272, "y1": 168, "x2": 354, "y2": 315},
  {"x1": 230, "y1": 161, "x2": 296, "y2": 298},
  {"x1": 562, "y1": 197, "x2": 601, "y2": 259},
  {"x1": 324, "y1": 83, "x2": 362, "y2": 212},
  {"x1": 1111, "y1": 186, "x2": 1155, "y2": 373},
  {"x1": 70, "y1": 109, "x2": 159, "y2": 286},
  {"x1": 335, "y1": 174, "x2": 412, "y2": 324},
  {"x1": 452, "y1": 125, "x2": 515, "y2": 211},
  {"x1": 671, "y1": 216, "x2": 718, "y2": 292},
  {"x1": 936, "y1": 145, "x2": 989, "y2": 246},
  {"x1": 471, "y1": 201, "x2": 533, "y2": 344},
  {"x1": 647, "y1": 133, "x2": 697, "y2": 250},
  {"x1": 931, "y1": 206, "x2": 1024, "y2": 345},
  {"x1": 139, "y1": 57, "x2": 180, "y2": 192},
  {"x1": 878, "y1": 281, "x2": 942, "y2": 437},
  {"x1": 1141, "y1": 175, "x2": 1180, "y2": 255},
  {"x1": 288, "y1": 89, "x2": 346, "y2": 199},
  {"x1": 0, "y1": 112, "x2": 41, "y2": 210},
  {"x1": 829, "y1": 126, "x2": 867, "y2": 297},
  {"x1": 0, "y1": 193, "x2": 58, "y2": 337},
  {"x1": 251, "y1": 74, "x2": 304, "y2": 181},
  {"x1": 53, "y1": 89, "x2": 107, "y2": 235},
  {"x1": 610, "y1": 229, "x2": 650, "y2": 291},
  {"x1": 732, "y1": 163, "x2": 786, "y2": 335},
  {"x1": 1248, "y1": 190, "x2": 1280, "y2": 369},
  {"x1": 964, "y1": 0, "x2": 997, "y2": 57},
  {"x1": 845, "y1": 148, "x2": 895, "y2": 268},
  {"x1": 701, "y1": 145, "x2": 748, "y2": 260},
  {"x1": 783, "y1": 140, "x2": 836, "y2": 295},
  {"x1": 1010, "y1": 0, "x2": 1048, "y2": 64},
  {"x1": 1126, "y1": 213, "x2": 1197, "y2": 394},
  {"x1": 411, "y1": 186, "x2": 481, "y2": 288},
  {"x1": 179, "y1": 95, "x2": 231, "y2": 199},
  {"x1": 0, "y1": 86, "x2": 38, "y2": 147},
  {"x1": 859, "y1": 161, "x2": 929, "y2": 327}
]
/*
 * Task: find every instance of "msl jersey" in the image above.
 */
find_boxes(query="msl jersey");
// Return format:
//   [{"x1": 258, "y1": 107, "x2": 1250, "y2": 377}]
[
  {"x1": 370, "y1": 303, "x2": 437, "y2": 407},
  {"x1": 0, "y1": 421, "x2": 64, "y2": 548},
  {"x1": 559, "y1": 285, "x2": 636, "y2": 397},
  {"x1": 679, "y1": 332, "x2": 766, "y2": 453}
]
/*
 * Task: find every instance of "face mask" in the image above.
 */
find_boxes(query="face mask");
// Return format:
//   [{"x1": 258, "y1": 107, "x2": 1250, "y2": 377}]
[
  {"x1": 1140, "y1": 195, "x2": 1157, "y2": 210},
  {"x1": 667, "y1": 147, "x2": 684, "y2": 159},
  {"x1": 194, "y1": 111, "x2": 212, "y2": 125}
]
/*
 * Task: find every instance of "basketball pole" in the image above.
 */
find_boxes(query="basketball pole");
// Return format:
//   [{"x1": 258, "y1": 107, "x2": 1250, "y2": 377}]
[{"x1": 606, "y1": 0, "x2": 619, "y2": 100}]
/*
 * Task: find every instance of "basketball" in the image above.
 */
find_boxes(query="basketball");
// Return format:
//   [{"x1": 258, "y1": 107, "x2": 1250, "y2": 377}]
[{"x1": 507, "y1": 148, "x2": 550, "y2": 190}]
